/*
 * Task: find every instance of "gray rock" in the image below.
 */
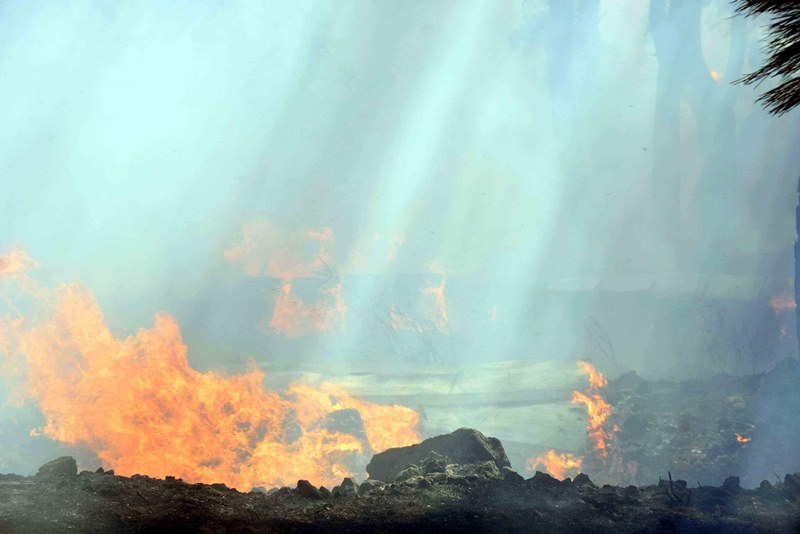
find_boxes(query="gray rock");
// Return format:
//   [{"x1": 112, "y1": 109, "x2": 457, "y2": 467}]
[
  {"x1": 395, "y1": 465, "x2": 423, "y2": 482},
  {"x1": 784, "y1": 473, "x2": 800, "y2": 499},
  {"x1": 421, "y1": 452, "x2": 447, "y2": 474},
  {"x1": 36, "y1": 457, "x2": 77, "y2": 479},
  {"x1": 501, "y1": 467, "x2": 524, "y2": 484},
  {"x1": 526, "y1": 471, "x2": 561, "y2": 491},
  {"x1": 296, "y1": 480, "x2": 322, "y2": 500},
  {"x1": 250, "y1": 486, "x2": 268, "y2": 495},
  {"x1": 332, "y1": 477, "x2": 358, "y2": 498},
  {"x1": 367, "y1": 428, "x2": 510, "y2": 482},
  {"x1": 722, "y1": 476, "x2": 741, "y2": 494},
  {"x1": 573, "y1": 473, "x2": 597, "y2": 488},
  {"x1": 446, "y1": 461, "x2": 501, "y2": 480},
  {"x1": 319, "y1": 486, "x2": 331, "y2": 498},
  {"x1": 358, "y1": 479, "x2": 383, "y2": 495}
]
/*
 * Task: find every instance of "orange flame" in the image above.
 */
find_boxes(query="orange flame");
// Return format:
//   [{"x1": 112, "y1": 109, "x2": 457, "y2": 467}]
[
  {"x1": 709, "y1": 70, "x2": 722, "y2": 82},
  {"x1": 422, "y1": 263, "x2": 448, "y2": 332},
  {"x1": 226, "y1": 221, "x2": 346, "y2": 337},
  {"x1": 0, "y1": 281, "x2": 419, "y2": 489},
  {"x1": 573, "y1": 361, "x2": 612, "y2": 457},
  {"x1": 576, "y1": 360, "x2": 607, "y2": 389},
  {"x1": 527, "y1": 449, "x2": 582, "y2": 480},
  {"x1": 269, "y1": 281, "x2": 345, "y2": 338},
  {"x1": 0, "y1": 249, "x2": 37, "y2": 280},
  {"x1": 224, "y1": 220, "x2": 333, "y2": 280},
  {"x1": 735, "y1": 433, "x2": 751, "y2": 443}
]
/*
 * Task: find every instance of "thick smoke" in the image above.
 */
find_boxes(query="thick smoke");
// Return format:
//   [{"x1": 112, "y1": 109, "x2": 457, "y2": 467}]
[{"x1": 1, "y1": 0, "x2": 798, "y2": 479}]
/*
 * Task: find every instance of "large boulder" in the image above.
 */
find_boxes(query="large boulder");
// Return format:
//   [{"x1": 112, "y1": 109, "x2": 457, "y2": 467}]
[
  {"x1": 366, "y1": 428, "x2": 510, "y2": 482},
  {"x1": 36, "y1": 457, "x2": 77, "y2": 479}
]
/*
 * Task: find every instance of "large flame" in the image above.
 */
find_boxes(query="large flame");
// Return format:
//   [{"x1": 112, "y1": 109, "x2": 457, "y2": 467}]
[
  {"x1": 527, "y1": 449, "x2": 582, "y2": 480},
  {"x1": 0, "y1": 264, "x2": 419, "y2": 489}
]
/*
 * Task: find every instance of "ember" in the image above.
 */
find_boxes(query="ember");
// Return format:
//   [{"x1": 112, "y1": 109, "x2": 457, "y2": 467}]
[{"x1": 735, "y1": 433, "x2": 751, "y2": 443}]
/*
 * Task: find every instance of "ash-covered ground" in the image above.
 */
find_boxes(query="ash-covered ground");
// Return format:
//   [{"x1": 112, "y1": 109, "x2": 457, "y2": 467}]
[
  {"x1": 1, "y1": 428, "x2": 799, "y2": 533},
  {"x1": 595, "y1": 358, "x2": 800, "y2": 488}
]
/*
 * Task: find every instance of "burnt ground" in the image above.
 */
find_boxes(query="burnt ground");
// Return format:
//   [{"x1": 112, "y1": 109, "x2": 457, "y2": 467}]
[
  {"x1": 599, "y1": 358, "x2": 800, "y2": 487},
  {"x1": 1, "y1": 466, "x2": 799, "y2": 533}
]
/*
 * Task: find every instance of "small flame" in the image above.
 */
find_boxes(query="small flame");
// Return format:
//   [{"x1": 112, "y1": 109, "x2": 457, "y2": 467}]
[
  {"x1": 709, "y1": 70, "x2": 722, "y2": 82},
  {"x1": 527, "y1": 449, "x2": 582, "y2": 480},
  {"x1": 769, "y1": 294, "x2": 796, "y2": 314},
  {"x1": 226, "y1": 221, "x2": 346, "y2": 337},
  {"x1": 735, "y1": 433, "x2": 751, "y2": 443},
  {"x1": 269, "y1": 282, "x2": 345, "y2": 338},
  {"x1": 0, "y1": 249, "x2": 37, "y2": 280},
  {"x1": 422, "y1": 263, "x2": 448, "y2": 332}
]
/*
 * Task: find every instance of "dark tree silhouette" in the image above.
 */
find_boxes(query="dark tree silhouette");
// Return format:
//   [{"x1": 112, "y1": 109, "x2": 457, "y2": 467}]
[
  {"x1": 735, "y1": 1, "x2": 800, "y2": 114},
  {"x1": 735, "y1": 0, "x2": 800, "y2": 359}
]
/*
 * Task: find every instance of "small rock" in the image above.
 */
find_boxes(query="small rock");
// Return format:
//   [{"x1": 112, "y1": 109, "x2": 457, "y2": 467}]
[
  {"x1": 759, "y1": 480, "x2": 773, "y2": 491},
  {"x1": 211, "y1": 483, "x2": 229, "y2": 491},
  {"x1": 250, "y1": 486, "x2": 268, "y2": 495},
  {"x1": 573, "y1": 473, "x2": 597, "y2": 488},
  {"x1": 319, "y1": 486, "x2": 331, "y2": 498},
  {"x1": 95, "y1": 467, "x2": 105, "y2": 474},
  {"x1": 296, "y1": 480, "x2": 322, "y2": 500},
  {"x1": 359, "y1": 479, "x2": 383, "y2": 495},
  {"x1": 422, "y1": 452, "x2": 447, "y2": 474},
  {"x1": 722, "y1": 476, "x2": 741, "y2": 494},
  {"x1": 501, "y1": 467, "x2": 524, "y2": 485},
  {"x1": 332, "y1": 477, "x2": 358, "y2": 498},
  {"x1": 104, "y1": 469, "x2": 115, "y2": 476},
  {"x1": 526, "y1": 471, "x2": 561, "y2": 491},
  {"x1": 275, "y1": 487, "x2": 293, "y2": 498},
  {"x1": 395, "y1": 465, "x2": 423, "y2": 482},
  {"x1": 624, "y1": 485, "x2": 640, "y2": 498},
  {"x1": 784, "y1": 473, "x2": 800, "y2": 499},
  {"x1": 36, "y1": 457, "x2": 77, "y2": 479}
]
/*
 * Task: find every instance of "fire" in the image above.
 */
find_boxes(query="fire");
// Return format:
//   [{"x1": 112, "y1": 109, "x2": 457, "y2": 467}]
[
  {"x1": 422, "y1": 263, "x2": 448, "y2": 332},
  {"x1": 224, "y1": 220, "x2": 333, "y2": 280},
  {"x1": 0, "y1": 248, "x2": 37, "y2": 280},
  {"x1": 269, "y1": 281, "x2": 345, "y2": 338},
  {"x1": 709, "y1": 70, "x2": 722, "y2": 82},
  {"x1": 527, "y1": 449, "x2": 582, "y2": 480},
  {"x1": 0, "y1": 266, "x2": 419, "y2": 489},
  {"x1": 576, "y1": 360, "x2": 607, "y2": 389},
  {"x1": 226, "y1": 221, "x2": 346, "y2": 337},
  {"x1": 573, "y1": 361, "x2": 612, "y2": 457},
  {"x1": 769, "y1": 294, "x2": 796, "y2": 314},
  {"x1": 525, "y1": 360, "x2": 620, "y2": 481},
  {"x1": 735, "y1": 433, "x2": 751, "y2": 443}
]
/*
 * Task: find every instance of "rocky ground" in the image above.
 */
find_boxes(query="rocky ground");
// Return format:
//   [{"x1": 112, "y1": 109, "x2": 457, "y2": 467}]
[
  {"x1": 599, "y1": 358, "x2": 800, "y2": 487},
  {"x1": 1, "y1": 429, "x2": 799, "y2": 533}
]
